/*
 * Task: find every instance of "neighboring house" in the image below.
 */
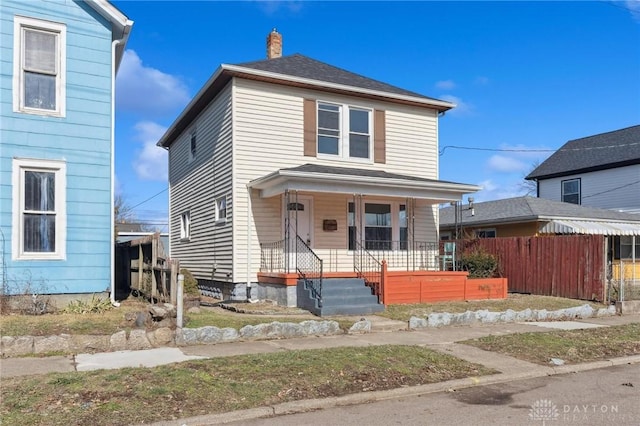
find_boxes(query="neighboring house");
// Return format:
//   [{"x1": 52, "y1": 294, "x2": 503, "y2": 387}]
[
  {"x1": 157, "y1": 31, "x2": 480, "y2": 313},
  {"x1": 0, "y1": 1, "x2": 133, "y2": 304},
  {"x1": 439, "y1": 196, "x2": 640, "y2": 239},
  {"x1": 526, "y1": 125, "x2": 640, "y2": 214},
  {"x1": 440, "y1": 196, "x2": 640, "y2": 301}
]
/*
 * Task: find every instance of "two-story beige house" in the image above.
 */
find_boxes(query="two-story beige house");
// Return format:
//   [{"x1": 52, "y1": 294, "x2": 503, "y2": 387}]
[{"x1": 158, "y1": 31, "x2": 480, "y2": 315}]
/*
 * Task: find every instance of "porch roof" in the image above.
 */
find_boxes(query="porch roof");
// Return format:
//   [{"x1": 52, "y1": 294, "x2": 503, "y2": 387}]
[
  {"x1": 539, "y1": 219, "x2": 640, "y2": 236},
  {"x1": 248, "y1": 164, "x2": 481, "y2": 201}
]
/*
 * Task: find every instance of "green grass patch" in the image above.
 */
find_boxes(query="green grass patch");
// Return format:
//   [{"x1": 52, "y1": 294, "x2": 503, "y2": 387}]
[
  {"x1": 0, "y1": 345, "x2": 494, "y2": 425},
  {"x1": 380, "y1": 294, "x2": 607, "y2": 322},
  {"x1": 462, "y1": 323, "x2": 640, "y2": 365}
]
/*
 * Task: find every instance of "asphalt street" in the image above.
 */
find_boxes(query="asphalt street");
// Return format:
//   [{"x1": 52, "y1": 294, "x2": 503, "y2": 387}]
[{"x1": 229, "y1": 363, "x2": 640, "y2": 426}]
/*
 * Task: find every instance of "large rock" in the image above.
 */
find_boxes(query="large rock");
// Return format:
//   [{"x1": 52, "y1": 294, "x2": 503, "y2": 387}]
[
  {"x1": 175, "y1": 328, "x2": 198, "y2": 346},
  {"x1": 69, "y1": 335, "x2": 110, "y2": 353},
  {"x1": 1, "y1": 336, "x2": 34, "y2": 357},
  {"x1": 34, "y1": 335, "x2": 70, "y2": 354},
  {"x1": 409, "y1": 316, "x2": 428, "y2": 329},
  {"x1": 196, "y1": 326, "x2": 238, "y2": 344},
  {"x1": 110, "y1": 331, "x2": 128, "y2": 351},
  {"x1": 348, "y1": 319, "x2": 371, "y2": 334},
  {"x1": 148, "y1": 327, "x2": 174, "y2": 347},
  {"x1": 128, "y1": 329, "x2": 152, "y2": 350}
]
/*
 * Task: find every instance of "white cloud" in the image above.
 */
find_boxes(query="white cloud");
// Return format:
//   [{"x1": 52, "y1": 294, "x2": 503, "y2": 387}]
[
  {"x1": 132, "y1": 121, "x2": 168, "y2": 181},
  {"x1": 473, "y1": 179, "x2": 524, "y2": 202},
  {"x1": 116, "y1": 50, "x2": 190, "y2": 116},
  {"x1": 435, "y1": 80, "x2": 456, "y2": 90},
  {"x1": 487, "y1": 154, "x2": 528, "y2": 173},
  {"x1": 439, "y1": 94, "x2": 474, "y2": 116},
  {"x1": 625, "y1": 1, "x2": 640, "y2": 21}
]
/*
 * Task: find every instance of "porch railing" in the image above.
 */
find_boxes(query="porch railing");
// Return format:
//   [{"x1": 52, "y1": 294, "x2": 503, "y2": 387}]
[
  {"x1": 364, "y1": 240, "x2": 440, "y2": 271},
  {"x1": 354, "y1": 240, "x2": 385, "y2": 303},
  {"x1": 260, "y1": 240, "x2": 286, "y2": 273},
  {"x1": 295, "y1": 236, "x2": 324, "y2": 307}
]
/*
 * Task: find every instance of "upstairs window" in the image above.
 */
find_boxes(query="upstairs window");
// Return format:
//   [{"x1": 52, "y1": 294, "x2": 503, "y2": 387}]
[
  {"x1": 562, "y1": 179, "x2": 580, "y2": 205},
  {"x1": 13, "y1": 16, "x2": 66, "y2": 116},
  {"x1": 12, "y1": 158, "x2": 66, "y2": 260},
  {"x1": 317, "y1": 102, "x2": 371, "y2": 161}
]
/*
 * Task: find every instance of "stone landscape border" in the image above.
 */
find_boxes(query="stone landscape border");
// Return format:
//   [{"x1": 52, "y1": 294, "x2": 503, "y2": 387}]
[
  {"x1": 408, "y1": 304, "x2": 617, "y2": 329},
  {"x1": 0, "y1": 304, "x2": 620, "y2": 358}
]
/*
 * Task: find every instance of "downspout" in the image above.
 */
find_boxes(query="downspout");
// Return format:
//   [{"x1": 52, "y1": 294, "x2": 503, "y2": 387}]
[
  {"x1": 110, "y1": 38, "x2": 125, "y2": 307},
  {"x1": 246, "y1": 186, "x2": 252, "y2": 301}
]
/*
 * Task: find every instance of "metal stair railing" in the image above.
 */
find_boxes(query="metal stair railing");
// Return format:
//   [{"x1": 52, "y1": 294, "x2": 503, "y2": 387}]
[
  {"x1": 294, "y1": 235, "x2": 324, "y2": 307},
  {"x1": 354, "y1": 240, "x2": 384, "y2": 301}
]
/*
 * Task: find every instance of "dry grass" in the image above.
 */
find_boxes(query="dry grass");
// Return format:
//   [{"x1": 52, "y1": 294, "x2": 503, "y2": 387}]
[
  {"x1": 380, "y1": 294, "x2": 608, "y2": 322},
  {"x1": 462, "y1": 323, "x2": 640, "y2": 365},
  {"x1": 0, "y1": 345, "x2": 495, "y2": 425}
]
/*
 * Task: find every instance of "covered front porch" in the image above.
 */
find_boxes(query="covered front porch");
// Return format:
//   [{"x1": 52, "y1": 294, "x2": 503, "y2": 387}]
[{"x1": 248, "y1": 164, "x2": 483, "y2": 314}]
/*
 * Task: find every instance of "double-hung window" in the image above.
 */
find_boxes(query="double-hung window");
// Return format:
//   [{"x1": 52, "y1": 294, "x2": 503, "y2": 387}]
[
  {"x1": 12, "y1": 158, "x2": 66, "y2": 260},
  {"x1": 317, "y1": 102, "x2": 371, "y2": 161},
  {"x1": 13, "y1": 16, "x2": 66, "y2": 116},
  {"x1": 562, "y1": 178, "x2": 580, "y2": 205},
  {"x1": 348, "y1": 202, "x2": 407, "y2": 250}
]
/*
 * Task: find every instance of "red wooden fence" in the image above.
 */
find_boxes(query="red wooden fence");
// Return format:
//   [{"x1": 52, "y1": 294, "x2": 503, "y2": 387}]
[{"x1": 459, "y1": 235, "x2": 606, "y2": 301}]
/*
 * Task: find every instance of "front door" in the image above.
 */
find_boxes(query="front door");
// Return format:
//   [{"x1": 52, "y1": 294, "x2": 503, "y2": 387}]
[{"x1": 286, "y1": 196, "x2": 312, "y2": 252}]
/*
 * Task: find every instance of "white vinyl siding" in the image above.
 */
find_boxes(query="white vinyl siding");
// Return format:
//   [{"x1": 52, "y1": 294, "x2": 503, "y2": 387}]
[
  {"x1": 13, "y1": 15, "x2": 66, "y2": 117},
  {"x1": 538, "y1": 165, "x2": 640, "y2": 213},
  {"x1": 12, "y1": 158, "x2": 66, "y2": 260}
]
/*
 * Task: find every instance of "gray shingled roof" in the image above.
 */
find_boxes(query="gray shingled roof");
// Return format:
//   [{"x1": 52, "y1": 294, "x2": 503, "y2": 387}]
[
  {"x1": 236, "y1": 54, "x2": 442, "y2": 102},
  {"x1": 526, "y1": 125, "x2": 640, "y2": 180},
  {"x1": 439, "y1": 196, "x2": 640, "y2": 227},
  {"x1": 282, "y1": 163, "x2": 465, "y2": 185}
]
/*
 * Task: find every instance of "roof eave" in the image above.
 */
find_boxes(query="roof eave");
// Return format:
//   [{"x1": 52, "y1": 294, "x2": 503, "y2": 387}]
[
  {"x1": 85, "y1": 0, "x2": 133, "y2": 69},
  {"x1": 249, "y1": 170, "x2": 480, "y2": 200},
  {"x1": 222, "y1": 64, "x2": 455, "y2": 112}
]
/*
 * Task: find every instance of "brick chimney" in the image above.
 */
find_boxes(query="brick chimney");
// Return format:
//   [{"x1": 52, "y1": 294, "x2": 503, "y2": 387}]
[{"x1": 266, "y1": 28, "x2": 282, "y2": 59}]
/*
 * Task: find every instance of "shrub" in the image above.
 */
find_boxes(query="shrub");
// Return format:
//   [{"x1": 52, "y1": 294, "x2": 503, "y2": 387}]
[
  {"x1": 180, "y1": 268, "x2": 200, "y2": 297},
  {"x1": 460, "y1": 248, "x2": 499, "y2": 278}
]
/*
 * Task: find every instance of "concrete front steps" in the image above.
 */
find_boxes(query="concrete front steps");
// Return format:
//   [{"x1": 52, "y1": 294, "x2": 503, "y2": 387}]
[{"x1": 297, "y1": 277, "x2": 385, "y2": 316}]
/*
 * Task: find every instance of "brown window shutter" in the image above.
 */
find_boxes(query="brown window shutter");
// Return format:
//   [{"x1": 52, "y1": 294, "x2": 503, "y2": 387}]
[
  {"x1": 303, "y1": 99, "x2": 316, "y2": 157},
  {"x1": 374, "y1": 109, "x2": 386, "y2": 164}
]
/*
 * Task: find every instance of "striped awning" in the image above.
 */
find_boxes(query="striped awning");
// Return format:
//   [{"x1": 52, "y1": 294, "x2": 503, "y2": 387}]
[{"x1": 539, "y1": 220, "x2": 640, "y2": 236}]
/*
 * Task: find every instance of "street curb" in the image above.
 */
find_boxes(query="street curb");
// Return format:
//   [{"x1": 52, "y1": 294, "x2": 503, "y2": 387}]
[{"x1": 150, "y1": 354, "x2": 640, "y2": 425}]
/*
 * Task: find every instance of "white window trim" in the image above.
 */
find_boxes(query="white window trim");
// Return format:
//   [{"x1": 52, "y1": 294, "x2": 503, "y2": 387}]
[
  {"x1": 12, "y1": 158, "x2": 67, "y2": 260},
  {"x1": 215, "y1": 195, "x2": 227, "y2": 223},
  {"x1": 561, "y1": 178, "x2": 581, "y2": 205},
  {"x1": 317, "y1": 100, "x2": 373, "y2": 163},
  {"x1": 180, "y1": 211, "x2": 191, "y2": 240},
  {"x1": 347, "y1": 199, "x2": 406, "y2": 250},
  {"x1": 13, "y1": 15, "x2": 67, "y2": 117}
]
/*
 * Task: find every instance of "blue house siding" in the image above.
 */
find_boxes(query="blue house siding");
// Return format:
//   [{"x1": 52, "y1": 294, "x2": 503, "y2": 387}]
[{"x1": 0, "y1": 0, "x2": 116, "y2": 296}]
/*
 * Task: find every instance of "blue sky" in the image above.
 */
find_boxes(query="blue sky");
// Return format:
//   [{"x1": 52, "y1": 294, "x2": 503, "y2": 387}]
[{"x1": 111, "y1": 1, "x2": 640, "y2": 231}]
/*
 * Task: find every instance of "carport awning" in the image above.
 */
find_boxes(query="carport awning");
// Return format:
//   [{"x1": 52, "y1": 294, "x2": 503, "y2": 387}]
[
  {"x1": 539, "y1": 219, "x2": 640, "y2": 236},
  {"x1": 248, "y1": 163, "x2": 481, "y2": 202}
]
